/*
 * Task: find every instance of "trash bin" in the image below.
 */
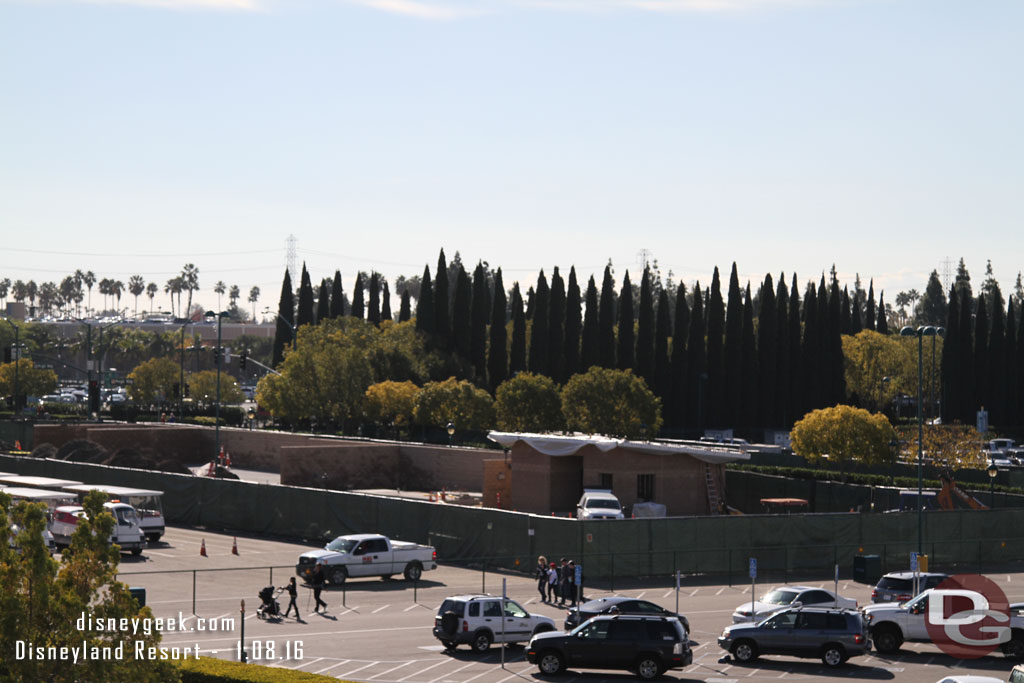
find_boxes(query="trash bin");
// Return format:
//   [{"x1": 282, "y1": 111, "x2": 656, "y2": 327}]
[
  {"x1": 129, "y1": 587, "x2": 146, "y2": 607},
  {"x1": 918, "y1": 554, "x2": 929, "y2": 573},
  {"x1": 853, "y1": 555, "x2": 881, "y2": 584}
]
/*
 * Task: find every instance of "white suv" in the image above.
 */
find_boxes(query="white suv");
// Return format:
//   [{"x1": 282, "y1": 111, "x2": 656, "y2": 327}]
[
  {"x1": 577, "y1": 489, "x2": 625, "y2": 520},
  {"x1": 433, "y1": 594, "x2": 556, "y2": 652}
]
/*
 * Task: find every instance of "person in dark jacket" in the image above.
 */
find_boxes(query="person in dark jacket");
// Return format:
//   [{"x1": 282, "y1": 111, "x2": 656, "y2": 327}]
[
  {"x1": 535, "y1": 555, "x2": 549, "y2": 601},
  {"x1": 281, "y1": 577, "x2": 300, "y2": 619},
  {"x1": 310, "y1": 564, "x2": 328, "y2": 613},
  {"x1": 557, "y1": 558, "x2": 569, "y2": 606}
]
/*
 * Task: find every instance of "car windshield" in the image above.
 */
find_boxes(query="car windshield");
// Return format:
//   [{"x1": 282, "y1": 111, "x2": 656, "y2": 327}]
[
  {"x1": 113, "y1": 508, "x2": 137, "y2": 526},
  {"x1": 326, "y1": 538, "x2": 359, "y2": 553},
  {"x1": 876, "y1": 577, "x2": 912, "y2": 591},
  {"x1": 761, "y1": 589, "x2": 799, "y2": 605},
  {"x1": 587, "y1": 499, "x2": 621, "y2": 510}
]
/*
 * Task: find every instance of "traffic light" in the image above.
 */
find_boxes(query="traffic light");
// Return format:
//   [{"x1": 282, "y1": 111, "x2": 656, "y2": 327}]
[
  {"x1": 213, "y1": 347, "x2": 221, "y2": 365},
  {"x1": 239, "y1": 349, "x2": 248, "y2": 370},
  {"x1": 88, "y1": 380, "x2": 100, "y2": 414},
  {"x1": 184, "y1": 383, "x2": 191, "y2": 398}
]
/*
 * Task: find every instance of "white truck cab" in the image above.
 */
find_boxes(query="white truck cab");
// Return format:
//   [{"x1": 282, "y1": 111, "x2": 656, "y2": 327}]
[
  {"x1": 62, "y1": 485, "x2": 165, "y2": 543},
  {"x1": 50, "y1": 502, "x2": 146, "y2": 555},
  {"x1": 296, "y1": 533, "x2": 437, "y2": 585},
  {"x1": 577, "y1": 489, "x2": 625, "y2": 520}
]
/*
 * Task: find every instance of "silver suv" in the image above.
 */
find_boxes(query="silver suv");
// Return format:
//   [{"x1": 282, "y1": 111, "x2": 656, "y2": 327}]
[
  {"x1": 718, "y1": 607, "x2": 869, "y2": 667},
  {"x1": 871, "y1": 571, "x2": 949, "y2": 603},
  {"x1": 433, "y1": 594, "x2": 556, "y2": 652}
]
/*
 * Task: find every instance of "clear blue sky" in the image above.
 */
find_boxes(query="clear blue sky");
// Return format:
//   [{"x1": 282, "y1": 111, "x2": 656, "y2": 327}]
[{"x1": 2, "y1": 0, "x2": 1022, "y2": 317}]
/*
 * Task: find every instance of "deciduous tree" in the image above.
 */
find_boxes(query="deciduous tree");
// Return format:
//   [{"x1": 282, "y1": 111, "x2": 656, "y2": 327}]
[
  {"x1": 791, "y1": 404, "x2": 896, "y2": 468},
  {"x1": 495, "y1": 373, "x2": 563, "y2": 432},
  {"x1": 561, "y1": 367, "x2": 661, "y2": 439}
]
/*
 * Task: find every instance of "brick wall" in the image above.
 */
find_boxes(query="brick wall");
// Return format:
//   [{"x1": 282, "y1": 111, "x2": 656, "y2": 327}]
[
  {"x1": 482, "y1": 459, "x2": 511, "y2": 509},
  {"x1": 583, "y1": 448, "x2": 722, "y2": 516}
]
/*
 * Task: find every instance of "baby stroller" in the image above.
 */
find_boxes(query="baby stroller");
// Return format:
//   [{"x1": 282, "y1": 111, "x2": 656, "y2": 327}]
[{"x1": 256, "y1": 585, "x2": 282, "y2": 620}]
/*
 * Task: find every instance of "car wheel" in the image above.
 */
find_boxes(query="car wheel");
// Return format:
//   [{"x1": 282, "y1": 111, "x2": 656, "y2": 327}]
[
  {"x1": 537, "y1": 651, "x2": 565, "y2": 675},
  {"x1": 440, "y1": 639, "x2": 454, "y2": 650},
  {"x1": 472, "y1": 631, "x2": 492, "y2": 653},
  {"x1": 145, "y1": 533, "x2": 161, "y2": 544},
  {"x1": 872, "y1": 625, "x2": 903, "y2": 654},
  {"x1": 821, "y1": 644, "x2": 846, "y2": 667},
  {"x1": 732, "y1": 639, "x2": 758, "y2": 663},
  {"x1": 404, "y1": 562, "x2": 423, "y2": 581},
  {"x1": 131, "y1": 547, "x2": 143, "y2": 556},
  {"x1": 1002, "y1": 633, "x2": 1024, "y2": 659},
  {"x1": 329, "y1": 566, "x2": 348, "y2": 585},
  {"x1": 635, "y1": 655, "x2": 664, "y2": 680},
  {"x1": 532, "y1": 623, "x2": 554, "y2": 636}
]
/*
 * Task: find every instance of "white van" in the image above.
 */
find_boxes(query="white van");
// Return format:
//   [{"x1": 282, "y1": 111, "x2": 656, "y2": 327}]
[
  {"x1": 62, "y1": 485, "x2": 165, "y2": 543},
  {"x1": 50, "y1": 502, "x2": 146, "y2": 555},
  {"x1": 576, "y1": 489, "x2": 625, "y2": 520}
]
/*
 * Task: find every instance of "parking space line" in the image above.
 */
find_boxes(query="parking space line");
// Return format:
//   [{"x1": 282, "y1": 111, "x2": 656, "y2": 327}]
[
  {"x1": 396, "y1": 659, "x2": 446, "y2": 681},
  {"x1": 372, "y1": 605, "x2": 391, "y2": 614},
  {"x1": 145, "y1": 551, "x2": 177, "y2": 558},
  {"x1": 336, "y1": 661, "x2": 379, "y2": 679},
  {"x1": 292, "y1": 657, "x2": 323, "y2": 670},
  {"x1": 460, "y1": 664, "x2": 506, "y2": 683},
  {"x1": 427, "y1": 660, "x2": 476, "y2": 682},
  {"x1": 716, "y1": 588, "x2": 726, "y2": 596},
  {"x1": 691, "y1": 589, "x2": 700, "y2": 596},
  {"x1": 315, "y1": 659, "x2": 350, "y2": 674},
  {"x1": 368, "y1": 660, "x2": 415, "y2": 679},
  {"x1": 663, "y1": 590, "x2": 673, "y2": 598},
  {"x1": 404, "y1": 604, "x2": 421, "y2": 612},
  {"x1": 637, "y1": 591, "x2": 646, "y2": 599}
]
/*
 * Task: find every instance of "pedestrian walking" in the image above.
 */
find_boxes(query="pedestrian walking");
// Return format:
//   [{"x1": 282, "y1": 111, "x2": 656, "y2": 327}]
[
  {"x1": 281, "y1": 577, "x2": 300, "y2": 619},
  {"x1": 310, "y1": 564, "x2": 328, "y2": 613},
  {"x1": 557, "y1": 558, "x2": 569, "y2": 606},
  {"x1": 567, "y1": 560, "x2": 578, "y2": 607},
  {"x1": 535, "y1": 555, "x2": 549, "y2": 601},
  {"x1": 547, "y1": 562, "x2": 558, "y2": 602}
]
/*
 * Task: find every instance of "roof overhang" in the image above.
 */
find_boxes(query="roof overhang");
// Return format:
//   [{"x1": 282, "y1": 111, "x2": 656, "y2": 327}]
[{"x1": 487, "y1": 431, "x2": 751, "y2": 465}]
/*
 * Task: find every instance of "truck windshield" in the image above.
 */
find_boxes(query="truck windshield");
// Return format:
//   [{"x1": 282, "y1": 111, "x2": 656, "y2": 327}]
[
  {"x1": 587, "y1": 500, "x2": 621, "y2": 510},
  {"x1": 326, "y1": 538, "x2": 359, "y2": 553},
  {"x1": 114, "y1": 508, "x2": 137, "y2": 526}
]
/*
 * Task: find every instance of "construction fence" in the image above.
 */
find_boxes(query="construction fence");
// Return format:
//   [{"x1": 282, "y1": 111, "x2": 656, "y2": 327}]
[{"x1": 3, "y1": 454, "x2": 1024, "y2": 583}]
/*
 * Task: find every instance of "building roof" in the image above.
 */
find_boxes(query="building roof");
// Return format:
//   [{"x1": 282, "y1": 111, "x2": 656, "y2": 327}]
[{"x1": 487, "y1": 431, "x2": 751, "y2": 465}]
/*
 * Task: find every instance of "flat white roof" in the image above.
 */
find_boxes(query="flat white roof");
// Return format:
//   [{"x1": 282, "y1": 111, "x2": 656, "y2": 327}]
[
  {"x1": 487, "y1": 431, "x2": 751, "y2": 465},
  {"x1": 62, "y1": 484, "x2": 163, "y2": 497},
  {"x1": 0, "y1": 475, "x2": 84, "y2": 488},
  {"x1": 0, "y1": 487, "x2": 77, "y2": 501}
]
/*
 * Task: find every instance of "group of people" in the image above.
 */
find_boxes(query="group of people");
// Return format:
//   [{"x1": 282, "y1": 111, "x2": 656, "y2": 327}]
[
  {"x1": 535, "y1": 555, "x2": 580, "y2": 607},
  {"x1": 267, "y1": 565, "x2": 329, "y2": 621}
]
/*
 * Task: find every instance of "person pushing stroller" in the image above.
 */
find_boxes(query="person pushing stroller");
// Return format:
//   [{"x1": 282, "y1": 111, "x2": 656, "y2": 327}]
[{"x1": 256, "y1": 585, "x2": 282, "y2": 620}]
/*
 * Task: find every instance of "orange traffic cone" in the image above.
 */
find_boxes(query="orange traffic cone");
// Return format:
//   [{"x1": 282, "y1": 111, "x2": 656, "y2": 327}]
[
  {"x1": 14, "y1": 440, "x2": 21, "y2": 451},
  {"x1": 225, "y1": 452, "x2": 232, "y2": 468},
  {"x1": 218, "y1": 446, "x2": 225, "y2": 466},
  {"x1": 200, "y1": 539, "x2": 208, "y2": 557},
  {"x1": 231, "y1": 537, "x2": 238, "y2": 555}
]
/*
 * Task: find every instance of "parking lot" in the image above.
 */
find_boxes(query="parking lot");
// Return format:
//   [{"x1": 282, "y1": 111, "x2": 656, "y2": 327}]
[{"x1": 114, "y1": 526, "x2": 1024, "y2": 682}]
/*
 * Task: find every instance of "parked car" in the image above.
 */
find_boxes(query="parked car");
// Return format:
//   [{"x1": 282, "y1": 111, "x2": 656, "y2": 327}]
[
  {"x1": 934, "y1": 677, "x2": 1004, "y2": 683},
  {"x1": 1010, "y1": 664, "x2": 1024, "y2": 682},
  {"x1": 718, "y1": 606, "x2": 869, "y2": 667},
  {"x1": 296, "y1": 533, "x2": 436, "y2": 585},
  {"x1": 576, "y1": 489, "x2": 625, "y2": 520},
  {"x1": 564, "y1": 596, "x2": 690, "y2": 634},
  {"x1": 732, "y1": 585, "x2": 856, "y2": 623},
  {"x1": 433, "y1": 594, "x2": 555, "y2": 652},
  {"x1": 871, "y1": 571, "x2": 949, "y2": 603},
  {"x1": 527, "y1": 614, "x2": 691, "y2": 680}
]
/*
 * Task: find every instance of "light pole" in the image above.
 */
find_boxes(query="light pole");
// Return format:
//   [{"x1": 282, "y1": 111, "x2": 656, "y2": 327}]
[
  {"x1": 178, "y1": 320, "x2": 192, "y2": 419},
  {"x1": 4, "y1": 320, "x2": 20, "y2": 415},
  {"x1": 878, "y1": 375, "x2": 891, "y2": 415},
  {"x1": 263, "y1": 308, "x2": 297, "y2": 350},
  {"x1": 446, "y1": 420, "x2": 455, "y2": 447},
  {"x1": 205, "y1": 310, "x2": 229, "y2": 465},
  {"x1": 899, "y1": 325, "x2": 943, "y2": 556},
  {"x1": 988, "y1": 464, "x2": 998, "y2": 508}
]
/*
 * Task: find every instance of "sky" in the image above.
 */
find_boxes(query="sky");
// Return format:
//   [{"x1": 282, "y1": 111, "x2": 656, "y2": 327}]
[{"x1": 1, "y1": 0, "x2": 1022, "y2": 319}]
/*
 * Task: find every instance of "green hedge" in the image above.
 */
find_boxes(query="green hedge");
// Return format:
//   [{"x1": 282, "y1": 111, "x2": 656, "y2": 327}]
[
  {"x1": 729, "y1": 463, "x2": 1024, "y2": 495},
  {"x1": 177, "y1": 657, "x2": 345, "y2": 682}
]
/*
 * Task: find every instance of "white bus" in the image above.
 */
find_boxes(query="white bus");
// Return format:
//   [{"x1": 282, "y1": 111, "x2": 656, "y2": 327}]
[{"x1": 62, "y1": 485, "x2": 165, "y2": 543}]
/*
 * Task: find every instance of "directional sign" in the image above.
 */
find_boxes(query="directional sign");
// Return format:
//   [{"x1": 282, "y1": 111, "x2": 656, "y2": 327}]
[{"x1": 749, "y1": 557, "x2": 757, "y2": 579}]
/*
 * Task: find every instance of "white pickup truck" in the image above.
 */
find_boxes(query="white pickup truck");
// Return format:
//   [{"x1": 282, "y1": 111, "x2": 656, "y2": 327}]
[
  {"x1": 295, "y1": 533, "x2": 437, "y2": 585},
  {"x1": 863, "y1": 588, "x2": 1024, "y2": 658}
]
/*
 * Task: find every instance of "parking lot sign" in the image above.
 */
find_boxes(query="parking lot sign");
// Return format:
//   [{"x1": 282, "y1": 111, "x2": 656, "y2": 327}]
[{"x1": 749, "y1": 557, "x2": 757, "y2": 579}]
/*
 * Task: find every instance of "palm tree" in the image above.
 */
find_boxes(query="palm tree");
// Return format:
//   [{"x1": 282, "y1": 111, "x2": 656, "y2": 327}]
[
  {"x1": 12, "y1": 280, "x2": 27, "y2": 303},
  {"x1": 59, "y1": 276, "x2": 78, "y2": 317},
  {"x1": 229, "y1": 284, "x2": 240, "y2": 309},
  {"x1": 214, "y1": 280, "x2": 227, "y2": 311},
  {"x1": 110, "y1": 280, "x2": 124, "y2": 317},
  {"x1": 248, "y1": 286, "x2": 260, "y2": 320},
  {"x1": 146, "y1": 282, "x2": 158, "y2": 314},
  {"x1": 128, "y1": 275, "x2": 145, "y2": 317},
  {"x1": 26, "y1": 280, "x2": 38, "y2": 314},
  {"x1": 165, "y1": 278, "x2": 182, "y2": 317},
  {"x1": 38, "y1": 282, "x2": 58, "y2": 315},
  {"x1": 98, "y1": 278, "x2": 111, "y2": 314},
  {"x1": 0, "y1": 278, "x2": 10, "y2": 308},
  {"x1": 180, "y1": 263, "x2": 199, "y2": 321},
  {"x1": 81, "y1": 270, "x2": 96, "y2": 316}
]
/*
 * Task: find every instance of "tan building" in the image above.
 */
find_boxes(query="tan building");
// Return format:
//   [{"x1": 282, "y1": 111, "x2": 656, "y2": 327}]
[{"x1": 487, "y1": 432, "x2": 750, "y2": 517}]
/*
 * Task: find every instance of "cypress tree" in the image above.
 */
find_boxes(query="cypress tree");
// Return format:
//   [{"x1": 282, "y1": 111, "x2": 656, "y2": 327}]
[
  {"x1": 598, "y1": 266, "x2": 616, "y2": 368},
  {"x1": 296, "y1": 263, "x2": 315, "y2": 329},
  {"x1": 740, "y1": 284, "x2": 758, "y2": 430},
  {"x1": 617, "y1": 271, "x2": 635, "y2": 370},
  {"x1": 525, "y1": 287, "x2": 535, "y2": 319},
  {"x1": 705, "y1": 267, "x2": 725, "y2": 428},
  {"x1": 415, "y1": 266, "x2": 435, "y2": 336},
  {"x1": 974, "y1": 294, "x2": 989, "y2": 415},
  {"x1": 381, "y1": 281, "x2": 392, "y2": 322},
  {"x1": 669, "y1": 282, "x2": 689, "y2": 428},
  {"x1": 271, "y1": 268, "x2": 294, "y2": 367},
  {"x1": 434, "y1": 250, "x2": 450, "y2": 351},
  {"x1": 529, "y1": 270, "x2": 550, "y2": 376},
  {"x1": 452, "y1": 265, "x2": 472, "y2": 361},
  {"x1": 723, "y1": 263, "x2": 743, "y2": 427},
  {"x1": 957, "y1": 287, "x2": 974, "y2": 422},
  {"x1": 841, "y1": 286, "x2": 851, "y2": 335},
  {"x1": 988, "y1": 295, "x2": 1006, "y2": 426},
  {"x1": 488, "y1": 269, "x2": 508, "y2": 392},
  {"x1": 876, "y1": 291, "x2": 889, "y2": 334},
  {"x1": 509, "y1": 283, "x2": 527, "y2": 376},
  {"x1": 330, "y1": 270, "x2": 345, "y2": 318},
  {"x1": 919, "y1": 270, "x2": 948, "y2": 326},
  {"x1": 654, "y1": 288, "x2": 671, "y2": 403},
  {"x1": 316, "y1": 279, "x2": 330, "y2": 324},
  {"x1": 368, "y1": 272, "x2": 381, "y2": 326},
  {"x1": 850, "y1": 289, "x2": 863, "y2": 335},
  {"x1": 470, "y1": 263, "x2": 491, "y2": 381},
  {"x1": 758, "y1": 274, "x2": 777, "y2": 428},
  {"x1": 775, "y1": 275, "x2": 790, "y2": 427},
  {"x1": 816, "y1": 277, "x2": 829, "y2": 408},
  {"x1": 686, "y1": 282, "x2": 706, "y2": 429},
  {"x1": 580, "y1": 276, "x2": 600, "y2": 372},
  {"x1": 829, "y1": 276, "x2": 846, "y2": 406},
  {"x1": 564, "y1": 267, "x2": 582, "y2": 378},
  {"x1": 788, "y1": 275, "x2": 802, "y2": 425},
  {"x1": 351, "y1": 273, "x2": 365, "y2": 320},
  {"x1": 865, "y1": 280, "x2": 876, "y2": 331},
  {"x1": 801, "y1": 280, "x2": 819, "y2": 416},
  {"x1": 1007, "y1": 301, "x2": 1018, "y2": 425},
  {"x1": 636, "y1": 266, "x2": 656, "y2": 388},
  {"x1": 1018, "y1": 300, "x2": 1024, "y2": 426},
  {"x1": 548, "y1": 267, "x2": 566, "y2": 383},
  {"x1": 399, "y1": 289, "x2": 412, "y2": 322},
  {"x1": 941, "y1": 287, "x2": 959, "y2": 424}
]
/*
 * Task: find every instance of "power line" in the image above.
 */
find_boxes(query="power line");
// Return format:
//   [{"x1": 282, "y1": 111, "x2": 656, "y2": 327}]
[{"x1": 2, "y1": 247, "x2": 278, "y2": 258}]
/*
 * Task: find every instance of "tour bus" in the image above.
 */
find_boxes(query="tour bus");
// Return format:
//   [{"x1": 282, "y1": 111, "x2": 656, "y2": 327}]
[{"x1": 61, "y1": 484, "x2": 165, "y2": 543}]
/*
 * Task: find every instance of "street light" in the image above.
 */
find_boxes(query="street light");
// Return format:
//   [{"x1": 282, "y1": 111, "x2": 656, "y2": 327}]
[
  {"x1": 878, "y1": 376, "x2": 891, "y2": 415},
  {"x1": 205, "y1": 310, "x2": 229, "y2": 465},
  {"x1": 247, "y1": 408, "x2": 255, "y2": 431},
  {"x1": 446, "y1": 420, "x2": 455, "y2": 447},
  {"x1": 4, "y1": 320, "x2": 20, "y2": 416},
  {"x1": 263, "y1": 308, "x2": 297, "y2": 349},
  {"x1": 988, "y1": 464, "x2": 998, "y2": 508},
  {"x1": 899, "y1": 325, "x2": 943, "y2": 556}
]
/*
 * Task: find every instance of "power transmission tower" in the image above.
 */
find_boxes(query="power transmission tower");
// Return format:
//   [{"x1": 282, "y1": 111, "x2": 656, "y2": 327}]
[
  {"x1": 637, "y1": 248, "x2": 653, "y2": 270},
  {"x1": 286, "y1": 234, "x2": 298, "y2": 286},
  {"x1": 941, "y1": 257, "x2": 952, "y2": 294}
]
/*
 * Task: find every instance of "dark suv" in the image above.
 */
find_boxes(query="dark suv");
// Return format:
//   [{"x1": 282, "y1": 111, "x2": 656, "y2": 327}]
[
  {"x1": 718, "y1": 607, "x2": 869, "y2": 667},
  {"x1": 564, "y1": 597, "x2": 690, "y2": 633},
  {"x1": 527, "y1": 614, "x2": 691, "y2": 680}
]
